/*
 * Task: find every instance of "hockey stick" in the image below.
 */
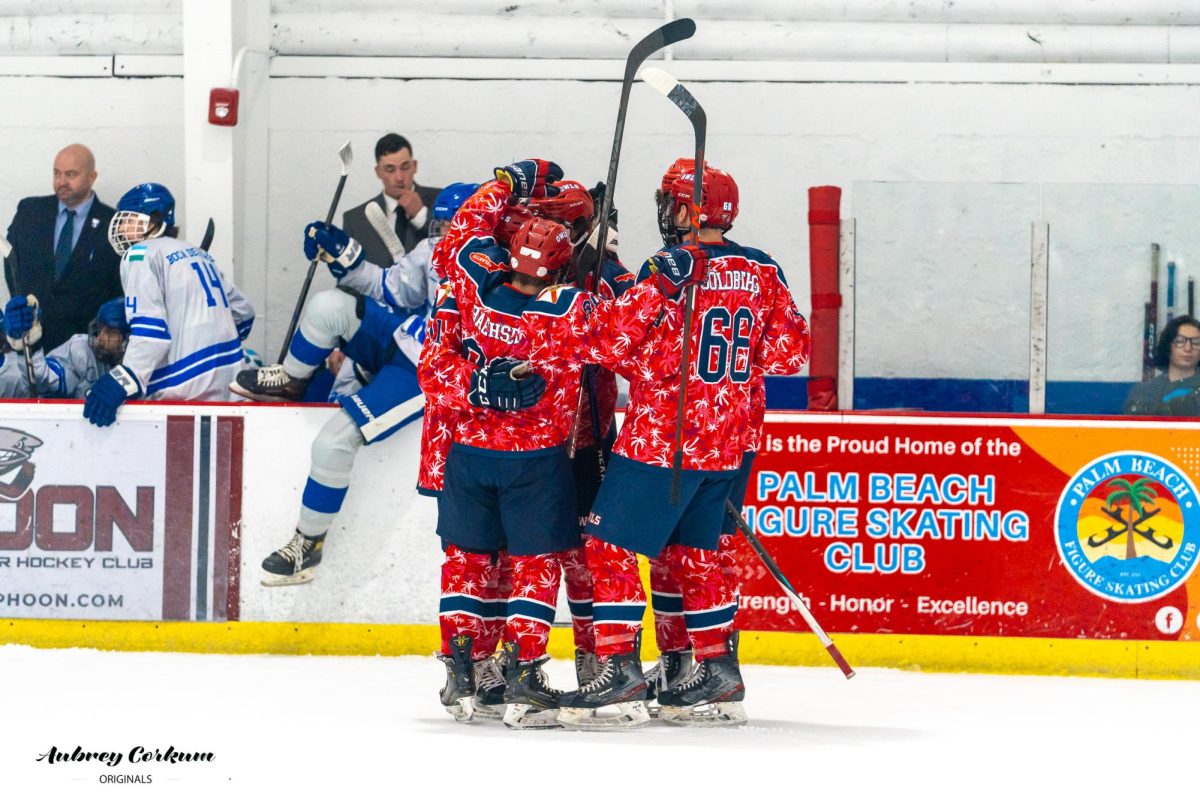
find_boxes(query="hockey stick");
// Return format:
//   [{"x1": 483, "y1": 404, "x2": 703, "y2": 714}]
[
  {"x1": 565, "y1": 16, "x2": 697, "y2": 462},
  {"x1": 1145, "y1": 243, "x2": 1160, "y2": 380},
  {"x1": 199, "y1": 217, "x2": 215, "y2": 252},
  {"x1": 0, "y1": 235, "x2": 39, "y2": 398},
  {"x1": 364, "y1": 201, "x2": 406, "y2": 263},
  {"x1": 1189, "y1": 277, "x2": 1195, "y2": 318},
  {"x1": 725, "y1": 500, "x2": 856, "y2": 679},
  {"x1": 641, "y1": 66, "x2": 705, "y2": 505},
  {"x1": 1167, "y1": 259, "x2": 1177, "y2": 324},
  {"x1": 277, "y1": 140, "x2": 353, "y2": 364}
]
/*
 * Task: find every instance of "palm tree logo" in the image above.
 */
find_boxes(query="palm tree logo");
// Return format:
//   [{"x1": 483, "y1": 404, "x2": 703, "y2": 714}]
[
  {"x1": 1091, "y1": 477, "x2": 1173, "y2": 558},
  {"x1": 1056, "y1": 451, "x2": 1200, "y2": 604}
]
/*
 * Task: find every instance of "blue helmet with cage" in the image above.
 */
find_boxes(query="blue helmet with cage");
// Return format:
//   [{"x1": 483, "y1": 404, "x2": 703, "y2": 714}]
[
  {"x1": 88, "y1": 297, "x2": 130, "y2": 364},
  {"x1": 430, "y1": 182, "x2": 480, "y2": 238},
  {"x1": 117, "y1": 183, "x2": 175, "y2": 225},
  {"x1": 109, "y1": 182, "x2": 176, "y2": 255}
]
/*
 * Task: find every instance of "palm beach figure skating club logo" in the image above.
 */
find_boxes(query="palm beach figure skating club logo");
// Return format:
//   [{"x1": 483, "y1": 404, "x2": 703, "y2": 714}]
[{"x1": 1056, "y1": 451, "x2": 1200, "y2": 603}]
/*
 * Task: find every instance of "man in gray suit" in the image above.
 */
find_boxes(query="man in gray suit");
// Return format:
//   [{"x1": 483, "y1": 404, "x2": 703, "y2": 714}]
[{"x1": 342, "y1": 133, "x2": 442, "y2": 267}]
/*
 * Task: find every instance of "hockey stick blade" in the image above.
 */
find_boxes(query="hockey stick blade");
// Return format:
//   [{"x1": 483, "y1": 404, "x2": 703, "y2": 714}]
[
  {"x1": 364, "y1": 201, "x2": 406, "y2": 262},
  {"x1": 200, "y1": 218, "x2": 215, "y2": 252},
  {"x1": 640, "y1": 67, "x2": 707, "y2": 131},
  {"x1": 587, "y1": 17, "x2": 696, "y2": 289},
  {"x1": 726, "y1": 500, "x2": 856, "y2": 679},
  {"x1": 0, "y1": 236, "x2": 11, "y2": 259},
  {"x1": 337, "y1": 140, "x2": 353, "y2": 176}
]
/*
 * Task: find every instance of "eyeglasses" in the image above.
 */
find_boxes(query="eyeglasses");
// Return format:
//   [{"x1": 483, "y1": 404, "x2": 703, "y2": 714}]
[{"x1": 1172, "y1": 336, "x2": 1200, "y2": 349}]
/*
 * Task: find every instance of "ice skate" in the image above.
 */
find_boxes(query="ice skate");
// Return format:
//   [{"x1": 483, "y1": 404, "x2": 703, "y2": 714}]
[
  {"x1": 657, "y1": 643, "x2": 747, "y2": 727},
  {"x1": 645, "y1": 649, "x2": 694, "y2": 718},
  {"x1": 501, "y1": 642, "x2": 562, "y2": 730},
  {"x1": 574, "y1": 647, "x2": 601, "y2": 687},
  {"x1": 261, "y1": 531, "x2": 325, "y2": 586},
  {"x1": 438, "y1": 634, "x2": 479, "y2": 723},
  {"x1": 230, "y1": 363, "x2": 310, "y2": 402},
  {"x1": 472, "y1": 651, "x2": 507, "y2": 721},
  {"x1": 557, "y1": 649, "x2": 650, "y2": 730}
]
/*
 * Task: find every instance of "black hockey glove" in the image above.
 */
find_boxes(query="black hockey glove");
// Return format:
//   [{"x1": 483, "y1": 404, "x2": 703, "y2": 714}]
[{"x1": 468, "y1": 357, "x2": 546, "y2": 411}]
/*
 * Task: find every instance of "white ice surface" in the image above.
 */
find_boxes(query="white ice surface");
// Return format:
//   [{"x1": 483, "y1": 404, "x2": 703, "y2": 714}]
[{"x1": 1, "y1": 644, "x2": 1194, "y2": 799}]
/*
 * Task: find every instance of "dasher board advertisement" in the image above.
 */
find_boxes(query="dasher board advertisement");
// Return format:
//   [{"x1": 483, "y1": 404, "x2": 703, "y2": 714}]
[
  {"x1": 0, "y1": 413, "x2": 241, "y2": 622},
  {"x1": 736, "y1": 414, "x2": 1200, "y2": 642}
]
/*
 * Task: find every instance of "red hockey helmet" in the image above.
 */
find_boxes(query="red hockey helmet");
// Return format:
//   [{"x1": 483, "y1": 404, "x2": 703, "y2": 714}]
[
  {"x1": 669, "y1": 165, "x2": 739, "y2": 231},
  {"x1": 529, "y1": 179, "x2": 595, "y2": 248},
  {"x1": 509, "y1": 217, "x2": 573, "y2": 280},
  {"x1": 659, "y1": 157, "x2": 694, "y2": 194},
  {"x1": 529, "y1": 180, "x2": 594, "y2": 226},
  {"x1": 494, "y1": 201, "x2": 535, "y2": 247}
]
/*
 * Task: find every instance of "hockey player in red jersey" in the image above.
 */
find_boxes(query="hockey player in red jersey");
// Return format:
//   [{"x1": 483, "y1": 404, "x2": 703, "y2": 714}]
[
  {"x1": 526, "y1": 179, "x2": 636, "y2": 685},
  {"x1": 523, "y1": 159, "x2": 810, "y2": 728},
  {"x1": 420, "y1": 160, "x2": 586, "y2": 729}
]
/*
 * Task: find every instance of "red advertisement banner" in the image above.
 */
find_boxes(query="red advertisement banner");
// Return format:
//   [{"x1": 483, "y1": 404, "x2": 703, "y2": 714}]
[{"x1": 734, "y1": 414, "x2": 1200, "y2": 642}]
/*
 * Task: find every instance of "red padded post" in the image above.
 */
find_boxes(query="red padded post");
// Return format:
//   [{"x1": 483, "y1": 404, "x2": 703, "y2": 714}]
[{"x1": 807, "y1": 186, "x2": 842, "y2": 411}]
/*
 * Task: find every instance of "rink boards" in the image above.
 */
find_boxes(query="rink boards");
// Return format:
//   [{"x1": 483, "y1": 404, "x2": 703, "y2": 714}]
[{"x1": 0, "y1": 401, "x2": 1196, "y2": 679}]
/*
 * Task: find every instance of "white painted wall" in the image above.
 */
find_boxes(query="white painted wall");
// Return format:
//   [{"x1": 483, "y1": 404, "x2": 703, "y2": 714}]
[
  {"x1": 5, "y1": 6, "x2": 1200, "y2": 379},
  {"x1": 5, "y1": 74, "x2": 1200, "y2": 377},
  {"x1": 0, "y1": 75, "x2": 184, "y2": 272}
]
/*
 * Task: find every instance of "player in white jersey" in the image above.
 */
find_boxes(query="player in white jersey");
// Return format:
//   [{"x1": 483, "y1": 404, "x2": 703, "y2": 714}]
[
  {"x1": 0, "y1": 308, "x2": 33, "y2": 398},
  {"x1": 4, "y1": 295, "x2": 128, "y2": 397},
  {"x1": 230, "y1": 182, "x2": 476, "y2": 586},
  {"x1": 83, "y1": 183, "x2": 254, "y2": 427}
]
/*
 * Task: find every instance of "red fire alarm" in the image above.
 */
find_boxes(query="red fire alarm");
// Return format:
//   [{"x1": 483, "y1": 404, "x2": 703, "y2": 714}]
[{"x1": 208, "y1": 87, "x2": 240, "y2": 126}]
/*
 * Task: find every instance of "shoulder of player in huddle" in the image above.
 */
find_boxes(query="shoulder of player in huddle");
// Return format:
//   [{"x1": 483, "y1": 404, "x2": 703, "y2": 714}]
[{"x1": 524, "y1": 284, "x2": 590, "y2": 318}]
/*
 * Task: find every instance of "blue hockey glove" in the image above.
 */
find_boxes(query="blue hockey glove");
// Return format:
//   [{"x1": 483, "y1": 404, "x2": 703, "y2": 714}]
[
  {"x1": 647, "y1": 244, "x2": 709, "y2": 300},
  {"x1": 494, "y1": 159, "x2": 563, "y2": 200},
  {"x1": 303, "y1": 220, "x2": 364, "y2": 278},
  {"x1": 83, "y1": 365, "x2": 141, "y2": 427},
  {"x1": 467, "y1": 357, "x2": 545, "y2": 411},
  {"x1": 4, "y1": 294, "x2": 42, "y2": 350}
]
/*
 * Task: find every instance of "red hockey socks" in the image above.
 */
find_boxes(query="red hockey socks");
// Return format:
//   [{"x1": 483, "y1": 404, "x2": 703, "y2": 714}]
[
  {"x1": 586, "y1": 537, "x2": 646, "y2": 658},
  {"x1": 561, "y1": 544, "x2": 596, "y2": 654},
  {"x1": 504, "y1": 553, "x2": 561, "y2": 662},
  {"x1": 438, "y1": 545, "x2": 497, "y2": 656},
  {"x1": 477, "y1": 550, "x2": 512, "y2": 656},
  {"x1": 650, "y1": 555, "x2": 689, "y2": 653},
  {"x1": 662, "y1": 543, "x2": 738, "y2": 661}
]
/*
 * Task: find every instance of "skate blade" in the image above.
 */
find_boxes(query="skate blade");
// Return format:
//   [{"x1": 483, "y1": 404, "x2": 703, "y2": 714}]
[
  {"x1": 472, "y1": 702, "x2": 504, "y2": 721},
  {"x1": 557, "y1": 701, "x2": 650, "y2": 731},
  {"x1": 659, "y1": 701, "x2": 747, "y2": 727},
  {"x1": 646, "y1": 697, "x2": 662, "y2": 718},
  {"x1": 503, "y1": 703, "x2": 562, "y2": 730},
  {"x1": 443, "y1": 696, "x2": 480, "y2": 724},
  {"x1": 260, "y1": 567, "x2": 316, "y2": 587}
]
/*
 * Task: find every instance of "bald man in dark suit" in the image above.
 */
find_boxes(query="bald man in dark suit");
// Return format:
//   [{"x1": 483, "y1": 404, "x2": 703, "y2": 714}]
[{"x1": 4, "y1": 143, "x2": 122, "y2": 352}]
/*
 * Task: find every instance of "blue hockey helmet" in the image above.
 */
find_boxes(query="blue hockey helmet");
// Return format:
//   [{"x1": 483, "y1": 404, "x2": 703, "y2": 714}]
[
  {"x1": 430, "y1": 182, "x2": 480, "y2": 238},
  {"x1": 116, "y1": 182, "x2": 175, "y2": 225},
  {"x1": 109, "y1": 182, "x2": 176, "y2": 255},
  {"x1": 88, "y1": 297, "x2": 130, "y2": 364}
]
